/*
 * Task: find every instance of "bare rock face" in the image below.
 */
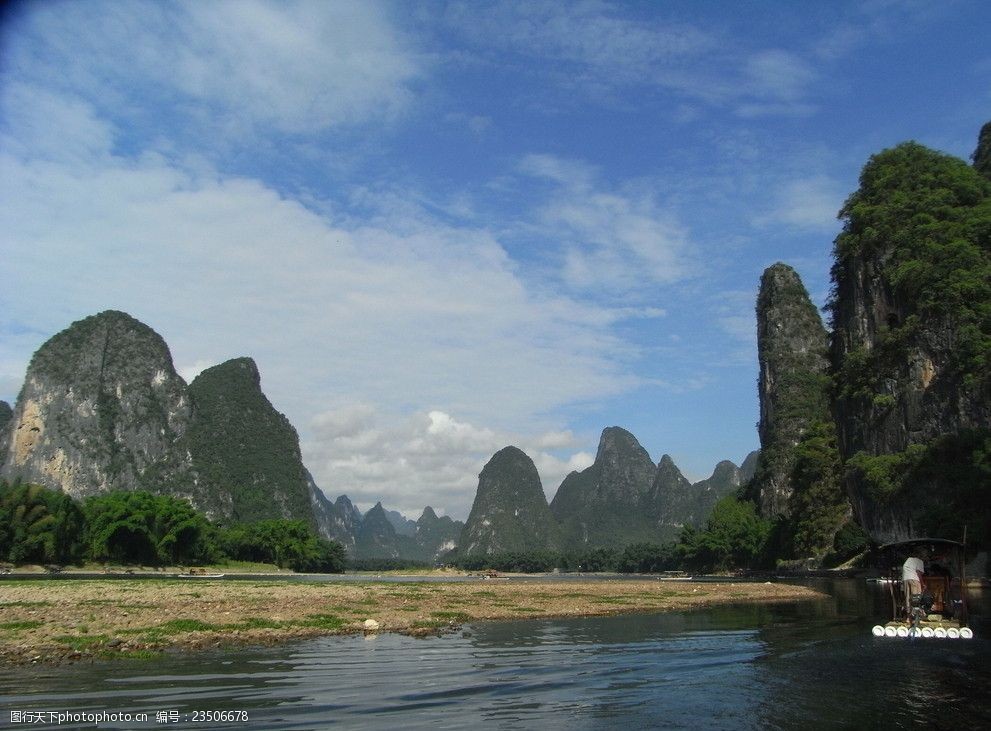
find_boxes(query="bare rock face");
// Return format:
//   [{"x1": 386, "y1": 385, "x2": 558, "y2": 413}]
[
  {"x1": 0, "y1": 311, "x2": 196, "y2": 498},
  {"x1": 309, "y1": 477, "x2": 360, "y2": 554},
  {"x1": 749, "y1": 263, "x2": 831, "y2": 518},
  {"x1": 460, "y1": 446, "x2": 559, "y2": 557}
]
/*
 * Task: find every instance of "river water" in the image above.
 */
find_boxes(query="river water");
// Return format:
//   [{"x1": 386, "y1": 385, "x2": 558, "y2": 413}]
[{"x1": 1, "y1": 579, "x2": 989, "y2": 730}]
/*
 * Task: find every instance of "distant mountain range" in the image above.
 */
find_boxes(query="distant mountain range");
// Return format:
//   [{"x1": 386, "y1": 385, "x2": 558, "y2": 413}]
[
  {"x1": 459, "y1": 429, "x2": 757, "y2": 558},
  {"x1": 0, "y1": 310, "x2": 754, "y2": 562}
]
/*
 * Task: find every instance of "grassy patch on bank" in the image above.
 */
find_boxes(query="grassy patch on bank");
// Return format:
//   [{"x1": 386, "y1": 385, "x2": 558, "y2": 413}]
[
  {"x1": 55, "y1": 634, "x2": 108, "y2": 650},
  {"x1": 0, "y1": 620, "x2": 44, "y2": 631}
]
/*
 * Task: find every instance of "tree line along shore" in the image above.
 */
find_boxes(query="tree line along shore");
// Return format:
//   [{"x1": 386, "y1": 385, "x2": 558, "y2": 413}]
[{"x1": 0, "y1": 577, "x2": 824, "y2": 666}]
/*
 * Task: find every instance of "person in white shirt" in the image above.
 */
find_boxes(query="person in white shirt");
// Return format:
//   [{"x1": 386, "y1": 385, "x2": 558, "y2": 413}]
[{"x1": 902, "y1": 555, "x2": 924, "y2": 618}]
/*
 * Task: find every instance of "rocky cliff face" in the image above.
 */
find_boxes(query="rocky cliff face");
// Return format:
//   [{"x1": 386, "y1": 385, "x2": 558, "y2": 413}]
[
  {"x1": 0, "y1": 401, "x2": 12, "y2": 432},
  {"x1": 650, "y1": 454, "x2": 752, "y2": 541},
  {"x1": 749, "y1": 264, "x2": 831, "y2": 518},
  {"x1": 974, "y1": 121, "x2": 991, "y2": 180},
  {"x1": 355, "y1": 502, "x2": 402, "y2": 559},
  {"x1": 0, "y1": 311, "x2": 197, "y2": 499},
  {"x1": 459, "y1": 446, "x2": 559, "y2": 556},
  {"x1": 185, "y1": 357, "x2": 313, "y2": 524},
  {"x1": 385, "y1": 509, "x2": 417, "y2": 537},
  {"x1": 0, "y1": 311, "x2": 324, "y2": 530},
  {"x1": 308, "y1": 473, "x2": 359, "y2": 554},
  {"x1": 550, "y1": 427, "x2": 657, "y2": 549},
  {"x1": 647, "y1": 454, "x2": 695, "y2": 541},
  {"x1": 829, "y1": 138, "x2": 991, "y2": 542},
  {"x1": 414, "y1": 506, "x2": 462, "y2": 561}
]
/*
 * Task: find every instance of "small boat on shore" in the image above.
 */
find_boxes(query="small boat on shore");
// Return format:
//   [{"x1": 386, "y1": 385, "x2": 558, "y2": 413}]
[
  {"x1": 175, "y1": 569, "x2": 226, "y2": 578},
  {"x1": 868, "y1": 537, "x2": 974, "y2": 639}
]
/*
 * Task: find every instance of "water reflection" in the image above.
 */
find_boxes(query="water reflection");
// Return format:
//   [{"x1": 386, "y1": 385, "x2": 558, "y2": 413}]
[{"x1": 1, "y1": 579, "x2": 988, "y2": 730}]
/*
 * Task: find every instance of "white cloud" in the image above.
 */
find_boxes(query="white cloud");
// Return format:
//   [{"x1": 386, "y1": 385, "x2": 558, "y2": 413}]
[
  {"x1": 0, "y1": 86, "x2": 643, "y2": 518},
  {"x1": 753, "y1": 176, "x2": 844, "y2": 230},
  {"x1": 519, "y1": 154, "x2": 694, "y2": 295},
  {"x1": 176, "y1": 360, "x2": 217, "y2": 384},
  {"x1": 2, "y1": 0, "x2": 420, "y2": 135},
  {"x1": 744, "y1": 50, "x2": 816, "y2": 103},
  {"x1": 304, "y1": 406, "x2": 593, "y2": 519},
  {"x1": 442, "y1": 2, "x2": 820, "y2": 115}
]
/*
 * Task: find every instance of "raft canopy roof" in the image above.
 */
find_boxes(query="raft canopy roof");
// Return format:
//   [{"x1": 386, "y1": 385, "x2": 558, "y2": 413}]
[{"x1": 878, "y1": 538, "x2": 964, "y2": 551}]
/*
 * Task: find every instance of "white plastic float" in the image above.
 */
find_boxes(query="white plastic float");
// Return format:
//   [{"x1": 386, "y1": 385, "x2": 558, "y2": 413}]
[{"x1": 871, "y1": 624, "x2": 974, "y2": 639}]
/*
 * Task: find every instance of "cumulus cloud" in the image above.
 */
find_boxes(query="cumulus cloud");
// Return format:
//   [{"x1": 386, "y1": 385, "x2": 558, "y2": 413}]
[
  {"x1": 2, "y1": 0, "x2": 420, "y2": 135},
  {"x1": 519, "y1": 154, "x2": 693, "y2": 296},
  {"x1": 442, "y1": 2, "x2": 820, "y2": 115},
  {"x1": 753, "y1": 175, "x2": 844, "y2": 230},
  {"x1": 0, "y1": 85, "x2": 642, "y2": 518},
  {"x1": 304, "y1": 406, "x2": 594, "y2": 519}
]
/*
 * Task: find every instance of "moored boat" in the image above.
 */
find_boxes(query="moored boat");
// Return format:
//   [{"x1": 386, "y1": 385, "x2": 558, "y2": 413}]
[{"x1": 868, "y1": 537, "x2": 974, "y2": 639}]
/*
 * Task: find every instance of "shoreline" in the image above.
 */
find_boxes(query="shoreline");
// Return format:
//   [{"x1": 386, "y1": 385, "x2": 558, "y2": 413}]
[{"x1": 0, "y1": 577, "x2": 825, "y2": 666}]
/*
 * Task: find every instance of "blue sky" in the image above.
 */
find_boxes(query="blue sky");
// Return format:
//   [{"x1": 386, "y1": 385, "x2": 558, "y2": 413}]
[{"x1": 1, "y1": 0, "x2": 988, "y2": 519}]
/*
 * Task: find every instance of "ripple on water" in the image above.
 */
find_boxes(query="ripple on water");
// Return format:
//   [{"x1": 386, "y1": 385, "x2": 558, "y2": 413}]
[{"x1": 1, "y1": 581, "x2": 990, "y2": 730}]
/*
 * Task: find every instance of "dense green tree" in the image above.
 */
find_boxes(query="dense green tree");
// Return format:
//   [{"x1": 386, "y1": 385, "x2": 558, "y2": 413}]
[
  {"x1": 831, "y1": 141, "x2": 991, "y2": 393},
  {"x1": 558, "y1": 547, "x2": 620, "y2": 572},
  {"x1": 0, "y1": 480, "x2": 85, "y2": 564},
  {"x1": 83, "y1": 491, "x2": 218, "y2": 565},
  {"x1": 788, "y1": 421, "x2": 848, "y2": 559},
  {"x1": 678, "y1": 496, "x2": 772, "y2": 572},
  {"x1": 220, "y1": 519, "x2": 346, "y2": 573},
  {"x1": 616, "y1": 542, "x2": 678, "y2": 573}
]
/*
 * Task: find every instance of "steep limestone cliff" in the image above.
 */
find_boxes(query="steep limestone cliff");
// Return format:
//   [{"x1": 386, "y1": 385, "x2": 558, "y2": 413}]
[
  {"x1": 647, "y1": 454, "x2": 695, "y2": 541},
  {"x1": 354, "y1": 502, "x2": 402, "y2": 559},
  {"x1": 749, "y1": 263, "x2": 832, "y2": 518},
  {"x1": 185, "y1": 357, "x2": 313, "y2": 524},
  {"x1": 0, "y1": 311, "x2": 196, "y2": 498},
  {"x1": 308, "y1": 473, "x2": 360, "y2": 554},
  {"x1": 460, "y1": 446, "x2": 559, "y2": 556},
  {"x1": 829, "y1": 138, "x2": 991, "y2": 543},
  {"x1": 550, "y1": 427, "x2": 657, "y2": 550},
  {"x1": 650, "y1": 455, "x2": 752, "y2": 541},
  {"x1": 0, "y1": 400, "x2": 11, "y2": 431},
  {"x1": 414, "y1": 506, "x2": 462, "y2": 561}
]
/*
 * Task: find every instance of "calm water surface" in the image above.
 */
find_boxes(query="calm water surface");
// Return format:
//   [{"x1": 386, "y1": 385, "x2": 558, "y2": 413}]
[{"x1": 1, "y1": 579, "x2": 989, "y2": 730}]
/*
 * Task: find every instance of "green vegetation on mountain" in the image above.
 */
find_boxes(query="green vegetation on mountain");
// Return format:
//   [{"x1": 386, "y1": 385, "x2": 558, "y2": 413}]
[
  {"x1": 831, "y1": 142, "x2": 991, "y2": 396},
  {"x1": 459, "y1": 446, "x2": 560, "y2": 557},
  {"x1": 786, "y1": 422, "x2": 849, "y2": 558},
  {"x1": 0, "y1": 310, "x2": 195, "y2": 496},
  {"x1": 748, "y1": 263, "x2": 836, "y2": 522},
  {"x1": 973, "y1": 121, "x2": 991, "y2": 180},
  {"x1": 829, "y1": 131, "x2": 991, "y2": 547},
  {"x1": 551, "y1": 428, "x2": 657, "y2": 550},
  {"x1": 186, "y1": 358, "x2": 313, "y2": 526}
]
